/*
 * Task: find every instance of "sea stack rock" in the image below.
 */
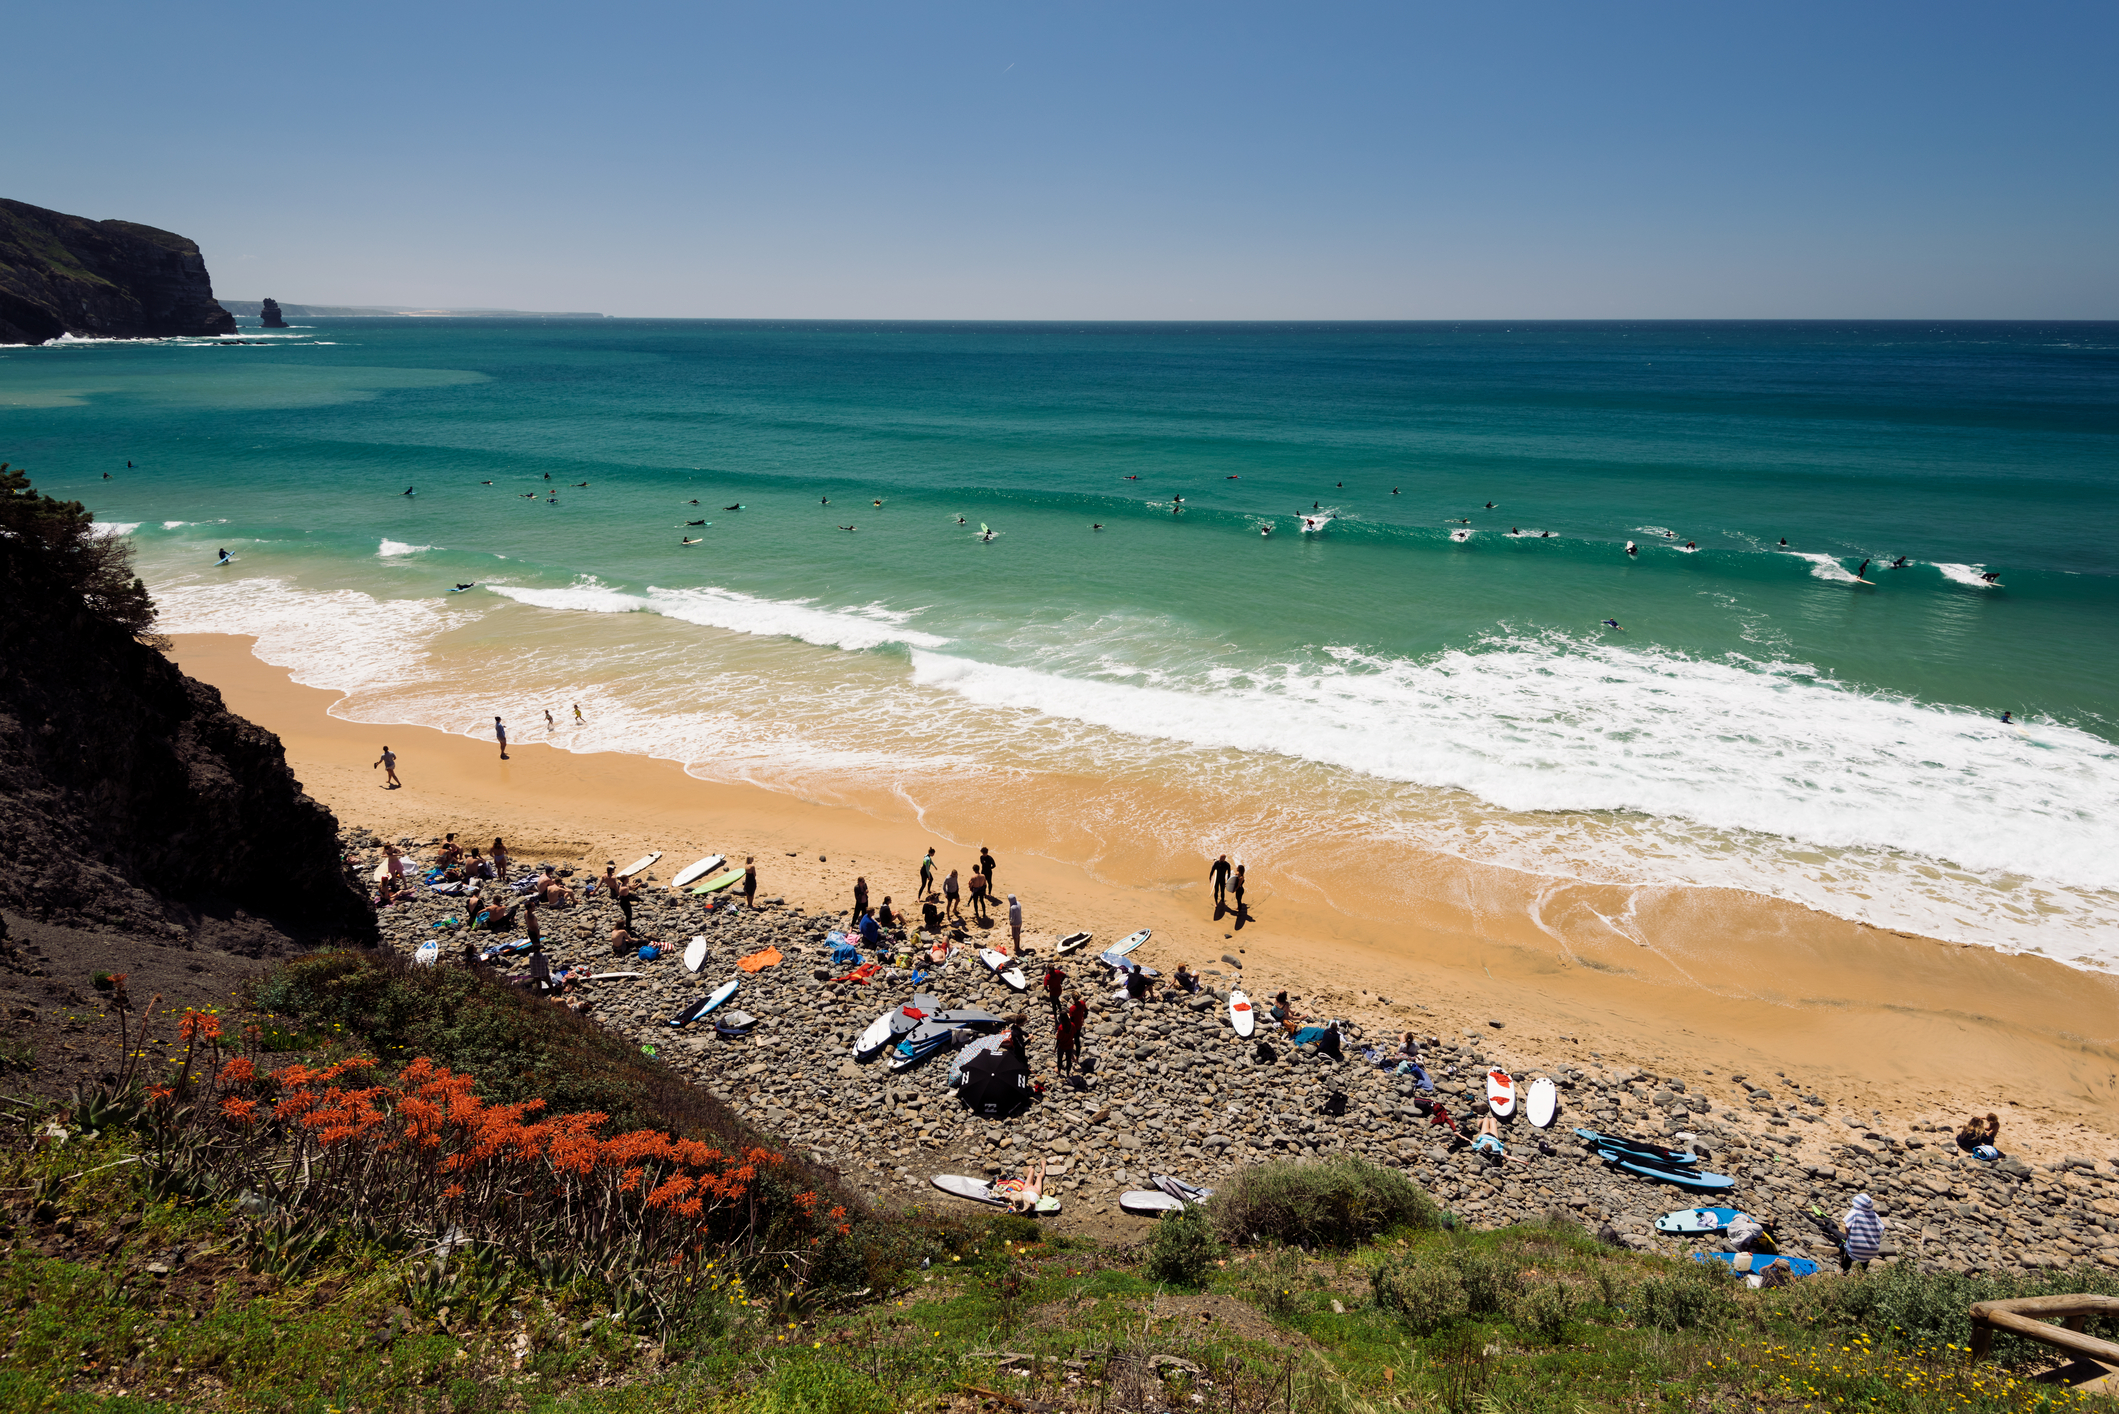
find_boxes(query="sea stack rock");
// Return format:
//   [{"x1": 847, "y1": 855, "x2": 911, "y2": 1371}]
[
  {"x1": 259, "y1": 297, "x2": 288, "y2": 328},
  {"x1": 0, "y1": 197, "x2": 237, "y2": 345}
]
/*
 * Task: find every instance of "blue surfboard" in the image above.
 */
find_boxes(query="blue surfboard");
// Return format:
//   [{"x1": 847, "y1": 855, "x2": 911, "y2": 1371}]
[
  {"x1": 1599, "y1": 1149, "x2": 1736, "y2": 1190},
  {"x1": 1698, "y1": 1251, "x2": 1819, "y2": 1278},
  {"x1": 1655, "y1": 1206, "x2": 1745, "y2": 1234}
]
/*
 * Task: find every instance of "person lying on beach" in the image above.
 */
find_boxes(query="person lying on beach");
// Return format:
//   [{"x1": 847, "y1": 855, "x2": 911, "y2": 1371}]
[{"x1": 1473, "y1": 1113, "x2": 1505, "y2": 1157}]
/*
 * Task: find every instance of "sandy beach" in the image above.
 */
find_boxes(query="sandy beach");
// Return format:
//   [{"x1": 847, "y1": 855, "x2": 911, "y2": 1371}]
[{"x1": 168, "y1": 632, "x2": 2119, "y2": 1168}]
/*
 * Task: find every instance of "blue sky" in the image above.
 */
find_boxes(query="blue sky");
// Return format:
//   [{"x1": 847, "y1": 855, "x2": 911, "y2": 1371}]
[{"x1": 10, "y1": 1, "x2": 2115, "y2": 317}]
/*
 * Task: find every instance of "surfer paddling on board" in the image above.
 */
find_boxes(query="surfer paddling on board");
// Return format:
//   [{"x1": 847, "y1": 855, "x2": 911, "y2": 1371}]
[
  {"x1": 453, "y1": 582, "x2": 475, "y2": 591},
  {"x1": 1602, "y1": 619, "x2": 1622, "y2": 630},
  {"x1": 1092, "y1": 523, "x2": 1104, "y2": 531},
  {"x1": 681, "y1": 537, "x2": 702, "y2": 545}
]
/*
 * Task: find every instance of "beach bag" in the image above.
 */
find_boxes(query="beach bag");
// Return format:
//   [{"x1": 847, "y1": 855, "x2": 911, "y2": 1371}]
[
  {"x1": 1974, "y1": 1144, "x2": 2002, "y2": 1162},
  {"x1": 637, "y1": 944, "x2": 660, "y2": 961}
]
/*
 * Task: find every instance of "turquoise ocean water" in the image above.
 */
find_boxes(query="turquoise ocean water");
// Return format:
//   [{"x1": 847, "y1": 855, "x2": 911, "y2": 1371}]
[{"x1": 5, "y1": 319, "x2": 2115, "y2": 962}]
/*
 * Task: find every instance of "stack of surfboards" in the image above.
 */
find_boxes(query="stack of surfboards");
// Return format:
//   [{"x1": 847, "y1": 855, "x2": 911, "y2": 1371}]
[
  {"x1": 1119, "y1": 1174, "x2": 1215, "y2": 1216},
  {"x1": 854, "y1": 994, "x2": 941, "y2": 1058},
  {"x1": 1574, "y1": 1128, "x2": 1735, "y2": 1191}
]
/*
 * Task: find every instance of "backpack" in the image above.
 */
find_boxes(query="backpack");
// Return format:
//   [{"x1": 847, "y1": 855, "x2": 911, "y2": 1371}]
[{"x1": 1321, "y1": 1091, "x2": 1348, "y2": 1117}]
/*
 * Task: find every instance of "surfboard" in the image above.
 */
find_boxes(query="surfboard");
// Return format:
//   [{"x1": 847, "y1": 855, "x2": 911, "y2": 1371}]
[
  {"x1": 1055, "y1": 931, "x2": 1093, "y2": 955},
  {"x1": 1119, "y1": 1190, "x2": 1185, "y2": 1216},
  {"x1": 1698, "y1": 1251, "x2": 1819, "y2": 1278},
  {"x1": 855, "y1": 1011, "x2": 896, "y2": 1056},
  {"x1": 1598, "y1": 1150, "x2": 1735, "y2": 1190},
  {"x1": 682, "y1": 935, "x2": 707, "y2": 973},
  {"x1": 890, "y1": 1021, "x2": 956, "y2": 1071},
  {"x1": 1655, "y1": 1207, "x2": 1746, "y2": 1235},
  {"x1": 1229, "y1": 990, "x2": 1255, "y2": 1037},
  {"x1": 1573, "y1": 1128, "x2": 1698, "y2": 1167},
  {"x1": 617, "y1": 852, "x2": 661, "y2": 880},
  {"x1": 589, "y1": 971, "x2": 644, "y2": 981},
  {"x1": 979, "y1": 948, "x2": 1028, "y2": 991},
  {"x1": 670, "y1": 855, "x2": 726, "y2": 889},
  {"x1": 1486, "y1": 1069, "x2": 1516, "y2": 1118},
  {"x1": 414, "y1": 940, "x2": 439, "y2": 966},
  {"x1": 1450, "y1": 528, "x2": 1472, "y2": 542},
  {"x1": 1526, "y1": 1076, "x2": 1557, "y2": 1129},
  {"x1": 689, "y1": 869, "x2": 746, "y2": 895},
  {"x1": 1108, "y1": 929, "x2": 1150, "y2": 957},
  {"x1": 698, "y1": 977, "x2": 739, "y2": 1015},
  {"x1": 669, "y1": 991, "x2": 719, "y2": 1027},
  {"x1": 929, "y1": 1174, "x2": 1061, "y2": 1214}
]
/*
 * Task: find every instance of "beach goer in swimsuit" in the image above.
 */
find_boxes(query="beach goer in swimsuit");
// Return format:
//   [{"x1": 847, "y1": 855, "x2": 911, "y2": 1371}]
[
  {"x1": 373, "y1": 745, "x2": 401, "y2": 789},
  {"x1": 491, "y1": 837, "x2": 510, "y2": 876},
  {"x1": 494, "y1": 717, "x2": 509, "y2": 760},
  {"x1": 969, "y1": 869, "x2": 990, "y2": 923},
  {"x1": 1270, "y1": 990, "x2": 1298, "y2": 1032},
  {"x1": 1473, "y1": 1113, "x2": 1504, "y2": 1156},
  {"x1": 1210, "y1": 853, "x2": 1231, "y2": 906},
  {"x1": 544, "y1": 708, "x2": 555, "y2": 729},
  {"x1": 742, "y1": 856, "x2": 758, "y2": 908},
  {"x1": 1393, "y1": 1031, "x2": 1434, "y2": 1090}
]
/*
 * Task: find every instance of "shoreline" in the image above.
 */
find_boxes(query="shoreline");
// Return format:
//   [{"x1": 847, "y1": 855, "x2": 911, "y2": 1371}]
[{"x1": 167, "y1": 632, "x2": 2119, "y2": 1167}]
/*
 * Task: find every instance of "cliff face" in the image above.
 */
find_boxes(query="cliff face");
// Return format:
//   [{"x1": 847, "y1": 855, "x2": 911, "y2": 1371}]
[
  {"x1": 0, "y1": 511, "x2": 373, "y2": 954},
  {"x1": 0, "y1": 198, "x2": 236, "y2": 345}
]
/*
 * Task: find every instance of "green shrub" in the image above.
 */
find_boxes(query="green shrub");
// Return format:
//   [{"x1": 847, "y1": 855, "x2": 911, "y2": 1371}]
[
  {"x1": 988, "y1": 1213, "x2": 1043, "y2": 1245},
  {"x1": 1632, "y1": 1269, "x2": 1731, "y2": 1331},
  {"x1": 1448, "y1": 1246, "x2": 1525, "y2": 1316},
  {"x1": 1769, "y1": 1258, "x2": 2119, "y2": 1359},
  {"x1": 1145, "y1": 1207, "x2": 1224, "y2": 1289},
  {"x1": 1513, "y1": 1280, "x2": 1575, "y2": 1342},
  {"x1": 1372, "y1": 1256, "x2": 1470, "y2": 1335},
  {"x1": 1210, "y1": 1154, "x2": 1439, "y2": 1250}
]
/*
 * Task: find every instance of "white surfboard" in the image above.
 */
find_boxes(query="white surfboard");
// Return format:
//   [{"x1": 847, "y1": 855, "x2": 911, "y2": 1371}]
[
  {"x1": 682, "y1": 935, "x2": 707, "y2": 973},
  {"x1": 699, "y1": 977, "x2": 739, "y2": 1015},
  {"x1": 1228, "y1": 989, "x2": 1255, "y2": 1037},
  {"x1": 617, "y1": 851, "x2": 661, "y2": 880},
  {"x1": 414, "y1": 940, "x2": 439, "y2": 966},
  {"x1": 1108, "y1": 929, "x2": 1150, "y2": 957},
  {"x1": 589, "y1": 971, "x2": 645, "y2": 981},
  {"x1": 854, "y1": 1011, "x2": 897, "y2": 1056},
  {"x1": 1055, "y1": 931, "x2": 1093, "y2": 955},
  {"x1": 1526, "y1": 1076, "x2": 1558, "y2": 1128},
  {"x1": 979, "y1": 948, "x2": 1028, "y2": 991},
  {"x1": 670, "y1": 855, "x2": 726, "y2": 889},
  {"x1": 1486, "y1": 1068, "x2": 1516, "y2": 1118},
  {"x1": 1119, "y1": 1190, "x2": 1185, "y2": 1217}
]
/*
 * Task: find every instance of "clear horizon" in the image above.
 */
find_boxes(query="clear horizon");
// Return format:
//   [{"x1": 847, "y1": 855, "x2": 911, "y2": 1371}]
[{"x1": 11, "y1": 1, "x2": 2116, "y2": 320}]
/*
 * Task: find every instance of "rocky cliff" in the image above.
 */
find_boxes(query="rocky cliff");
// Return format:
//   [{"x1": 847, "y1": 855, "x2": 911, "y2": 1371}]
[
  {"x1": 0, "y1": 198, "x2": 236, "y2": 345},
  {"x1": 0, "y1": 464, "x2": 373, "y2": 962}
]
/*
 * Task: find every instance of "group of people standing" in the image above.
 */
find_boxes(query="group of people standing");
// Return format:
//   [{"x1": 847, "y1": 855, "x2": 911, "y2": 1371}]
[{"x1": 1209, "y1": 853, "x2": 1249, "y2": 923}]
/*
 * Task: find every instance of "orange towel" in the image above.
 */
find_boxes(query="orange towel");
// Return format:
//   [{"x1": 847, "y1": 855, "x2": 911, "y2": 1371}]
[{"x1": 735, "y1": 947, "x2": 782, "y2": 973}]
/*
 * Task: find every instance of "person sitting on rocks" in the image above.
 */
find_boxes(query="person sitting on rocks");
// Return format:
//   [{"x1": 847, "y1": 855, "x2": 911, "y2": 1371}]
[
  {"x1": 922, "y1": 898, "x2": 944, "y2": 934},
  {"x1": 876, "y1": 896, "x2": 899, "y2": 930},
  {"x1": 1957, "y1": 1113, "x2": 2000, "y2": 1155},
  {"x1": 1172, "y1": 964, "x2": 1200, "y2": 993},
  {"x1": 610, "y1": 923, "x2": 644, "y2": 957},
  {"x1": 478, "y1": 898, "x2": 517, "y2": 932},
  {"x1": 465, "y1": 848, "x2": 492, "y2": 881},
  {"x1": 1125, "y1": 967, "x2": 1153, "y2": 1002},
  {"x1": 1270, "y1": 991, "x2": 1303, "y2": 1033},
  {"x1": 1316, "y1": 1023, "x2": 1344, "y2": 1061},
  {"x1": 376, "y1": 872, "x2": 411, "y2": 906},
  {"x1": 436, "y1": 833, "x2": 463, "y2": 867},
  {"x1": 1392, "y1": 1031, "x2": 1435, "y2": 1090}
]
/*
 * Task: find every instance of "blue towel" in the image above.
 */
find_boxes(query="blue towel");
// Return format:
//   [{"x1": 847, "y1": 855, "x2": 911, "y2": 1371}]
[{"x1": 1292, "y1": 1025, "x2": 1328, "y2": 1046}]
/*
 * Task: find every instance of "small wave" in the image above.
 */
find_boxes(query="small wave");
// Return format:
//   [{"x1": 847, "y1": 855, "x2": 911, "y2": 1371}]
[
  {"x1": 1788, "y1": 551, "x2": 1864, "y2": 584},
  {"x1": 1933, "y1": 562, "x2": 1999, "y2": 589},
  {"x1": 1634, "y1": 526, "x2": 1678, "y2": 539},
  {"x1": 87, "y1": 521, "x2": 140, "y2": 539},
  {"x1": 487, "y1": 578, "x2": 949, "y2": 652},
  {"x1": 1450, "y1": 528, "x2": 1472, "y2": 542},
  {"x1": 1504, "y1": 529, "x2": 1552, "y2": 539},
  {"x1": 378, "y1": 539, "x2": 436, "y2": 557}
]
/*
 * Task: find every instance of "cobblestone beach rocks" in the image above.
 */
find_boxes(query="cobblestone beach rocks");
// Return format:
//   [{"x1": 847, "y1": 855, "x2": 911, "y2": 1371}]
[{"x1": 350, "y1": 832, "x2": 2119, "y2": 1278}]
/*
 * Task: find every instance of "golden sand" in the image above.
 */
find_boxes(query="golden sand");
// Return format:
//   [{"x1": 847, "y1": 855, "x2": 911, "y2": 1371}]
[{"x1": 169, "y1": 632, "x2": 2119, "y2": 1166}]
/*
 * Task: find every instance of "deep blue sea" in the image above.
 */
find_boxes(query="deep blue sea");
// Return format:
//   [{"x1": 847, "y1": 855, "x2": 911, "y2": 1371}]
[{"x1": 6, "y1": 319, "x2": 2115, "y2": 961}]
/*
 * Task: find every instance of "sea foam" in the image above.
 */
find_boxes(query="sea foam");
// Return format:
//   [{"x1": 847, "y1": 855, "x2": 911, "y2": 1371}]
[{"x1": 487, "y1": 578, "x2": 948, "y2": 652}]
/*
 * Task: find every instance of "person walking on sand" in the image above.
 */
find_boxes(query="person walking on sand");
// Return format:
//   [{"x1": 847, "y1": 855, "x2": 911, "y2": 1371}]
[
  {"x1": 373, "y1": 744, "x2": 401, "y2": 789},
  {"x1": 919, "y1": 847, "x2": 937, "y2": 899},
  {"x1": 1007, "y1": 894, "x2": 1023, "y2": 950},
  {"x1": 1209, "y1": 853, "x2": 1231, "y2": 906},
  {"x1": 943, "y1": 868, "x2": 962, "y2": 921},
  {"x1": 979, "y1": 846, "x2": 997, "y2": 892},
  {"x1": 852, "y1": 876, "x2": 869, "y2": 922},
  {"x1": 741, "y1": 856, "x2": 758, "y2": 908},
  {"x1": 494, "y1": 716, "x2": 509, "y2": 760}
]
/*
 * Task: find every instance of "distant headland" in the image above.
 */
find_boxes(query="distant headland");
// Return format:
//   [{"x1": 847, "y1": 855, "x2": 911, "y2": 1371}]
[
  {"x1": 0, "y1": 197, "x2": 235, "y2": 345},
  {"x1": 219, "y1": 300, "x2": 608, "y2": 319}
]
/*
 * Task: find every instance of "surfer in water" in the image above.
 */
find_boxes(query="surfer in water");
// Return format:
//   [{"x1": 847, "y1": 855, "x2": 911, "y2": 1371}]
[
  {"x1": 955, "y1": 515, "x2": 967, "y2": 525},
  {"x1": 481, "y1": 480, "x2": 494, "y2": 485},
  {"x1": 1778, "y1": 537, "x2": 1788, "y2": 546},
  {"x1": 1602, "y1": 619, "x2": 1622, "y2": 630},
  {"x1": 681, "y1": 536, "x2": 701, "y2": 545},
  {"x1": 1980, "y1": 570, "x2": 2001, "y2": 584},
  {"x1": 2000, "y1": 710, "x2": 2014, "y2": 724},
  {"x1": 1856, "y1": 559, "x2": 1870, "y2": 580},
  {"x1": 723, "y1": 503, "x2": 742, "y2": 511},
  {"x1": 1540, "y1": 531, "x2": 1552, "y2": 538},
  {"x1": 216, "y1": 548, "x2": 232, "y2": 565},
  {"x1": 981, "y1": 528, "x2": 994, "y2": 542},
  {"x1": 402, "y1": 487, "x2": 415, "y2": 496},
  {"x1": 820, "y1": 495, "x2": 829, "y2": 504},
  {"x1": 1890, "y1": 555, "x2": 1909, "y2": 568},
  {"x1": 573, "y1": 481, "x2": 588, "y2": 488},
  {"x1": 1685, "y1": 541, "x2": 1696, "y2": 550},
  {"x1": 686, "y1": 519, "x2": 705, "y2": 526},
  {"x1": 840, "y1": 525, "x2": 857, "y2": 532},
  {"x1": 453, "y1": 582, "x2": 476, "y2": 591},
  {"x1": 1625, "y1": 541, "x2": 1638, "y2": 557},
  {"x1": 1092, "y1": 523, "x2": 1104, "y2": 531},
  {"x1": 872, "y1": 498, "x2": 883, "y2": 506},
  {"x1": 1484, "y1": 501, "x2": 1495, "y2": 509},
  {"x1": 1122, "y1": 474, "x2": 1142, "y2": 481},
  {"x1": 1260, "y1": 524, "x2": 1271, "y2": 537}
]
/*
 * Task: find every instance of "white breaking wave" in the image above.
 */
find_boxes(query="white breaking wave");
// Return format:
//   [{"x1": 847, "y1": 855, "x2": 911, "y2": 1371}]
[
  {"x1": 153, "y1": 578, "x2": 475, "y2": 691},
  {"x1": 1788, "y1": 551, "x2": 1864, "y2": 584},
  {"x1": 910, "y1": 632, "x2": 2119, "y2": 909},
  {"x1": 486, "y1": 578, "x2": 949, "y2": 651},
  {"x1": 1933, "y1": 562, "x2": 1999, "y2": 589},
  {"x1": 378, "y1": 539, "x2": 435, "y2": 557}
]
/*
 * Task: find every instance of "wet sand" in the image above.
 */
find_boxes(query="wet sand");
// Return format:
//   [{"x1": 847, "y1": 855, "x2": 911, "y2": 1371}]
[{"x1": 168, "y1": 632, "x2": 2119, "y2": 1167}]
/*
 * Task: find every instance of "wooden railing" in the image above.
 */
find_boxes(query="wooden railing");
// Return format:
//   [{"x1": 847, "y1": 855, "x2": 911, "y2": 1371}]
[{"x1": 1968, "y1": 1295, "x2": 2119, "y2": 1377}]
